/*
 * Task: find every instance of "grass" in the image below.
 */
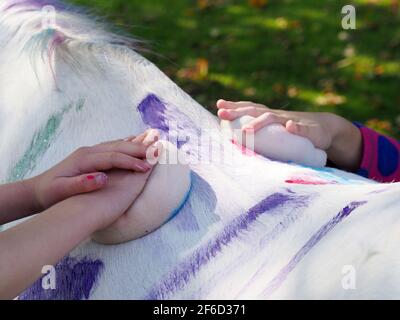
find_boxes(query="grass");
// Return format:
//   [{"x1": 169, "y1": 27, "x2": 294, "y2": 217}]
[{"x1": 69, "y1": 0, "x2": 400, "y2": 138}]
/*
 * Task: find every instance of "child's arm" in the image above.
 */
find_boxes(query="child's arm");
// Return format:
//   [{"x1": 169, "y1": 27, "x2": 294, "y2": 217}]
[
  {"x1": 0, "y1": 179, "x2": 42, "y2": 225},
  {"x1": 0, "y1": 168, "x2": 152, "y2": 300},
  {"x1": 217, "y1": 99, "x2": 363, "y2": 171},
  {"x1": 217, "y1": 100, "x2": 399, "y2": 182},
  {"x1": 0, "y1": 129, "x2": 159, "y2": 225}
]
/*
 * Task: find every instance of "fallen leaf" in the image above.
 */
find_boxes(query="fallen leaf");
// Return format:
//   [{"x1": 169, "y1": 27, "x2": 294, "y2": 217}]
[
  {"x1": 338, "y1": 31, "x2": 349, "y2": 41},
  {"x1": 343, "y1": 45, "x2": 356, "y2": 58},
  {"x1": 374, "y1": 65, "x2": 385, "y2": 76},
  {"x1": 197, "y1": 0, "x2": 209, "y2": 10},
  {"x1": 391, "y1": 0, "x2": 399, "y2": 15},
  {"x1": 315, "y1": 92, "x2": 346, "y2": 106},
  {"x1": 248, "y1": 0, "x2": 268, "y2": 8},
  {"x1": 177, "y1": 58, "x2": 209, "y2": 81},
  {"x1": 365, "y1": 118, "x2": 392, "y2": 134},
  {"x1": 272, "y1": 83, "x2": 285, "y2": 95},
  {"x1": 287, "y1": 86, "x2": 299, "y2": 98},
  {"x1": 244, "y1": 87, "x2": 257, "y2": 97}
]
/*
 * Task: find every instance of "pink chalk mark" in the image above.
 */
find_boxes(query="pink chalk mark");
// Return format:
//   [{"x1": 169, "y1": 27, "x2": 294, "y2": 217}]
[{"x1": 285, "y1": 178, "x2": 337, "y2": 185}]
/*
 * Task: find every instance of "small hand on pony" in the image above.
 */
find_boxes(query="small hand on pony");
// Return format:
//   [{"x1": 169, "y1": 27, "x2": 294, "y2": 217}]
[
  {"x1": 0, "y1": 129, "x2": 160, "y2": 299},
  {"x1": 217, "y1": 99, "x2": 363, "y2": 171}
]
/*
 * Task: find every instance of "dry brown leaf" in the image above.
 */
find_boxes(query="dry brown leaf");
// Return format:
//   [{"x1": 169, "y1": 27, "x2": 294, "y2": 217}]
[{"x1": 248, "y1": 0, "x2": 268, "y2": 8}]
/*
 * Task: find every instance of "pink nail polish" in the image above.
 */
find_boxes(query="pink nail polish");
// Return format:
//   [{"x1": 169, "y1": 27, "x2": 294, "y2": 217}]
[{"x1": 87, "y1": 175, "x2": 95, "y2": 180}]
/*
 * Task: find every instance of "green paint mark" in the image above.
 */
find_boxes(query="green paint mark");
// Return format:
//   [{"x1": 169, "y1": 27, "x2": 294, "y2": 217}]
[
  {"x1": 75, "y1": 98, "x2": 85, "y2": 112},
  {"x1": 6, "y1": 99, "x2": 85, "y2": 183}
]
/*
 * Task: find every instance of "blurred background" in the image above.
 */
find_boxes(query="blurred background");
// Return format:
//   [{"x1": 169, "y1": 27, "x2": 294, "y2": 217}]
[{"x1": 70, "y1": 0, "x2": 400, "y2": 138}]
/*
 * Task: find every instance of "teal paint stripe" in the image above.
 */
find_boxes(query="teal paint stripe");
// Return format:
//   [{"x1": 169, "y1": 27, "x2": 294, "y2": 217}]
[
  {"x1": 5, "y1": 99, "x2": 85, "y2": 183},
  {"x1": 21, "y1": 28, "x2": 56, "y2": 58}
]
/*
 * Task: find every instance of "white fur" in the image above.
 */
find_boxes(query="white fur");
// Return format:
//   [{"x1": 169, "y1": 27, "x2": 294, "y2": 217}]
[{"x1": 1, "y1": 1, "x2": 399, "y2": 299}]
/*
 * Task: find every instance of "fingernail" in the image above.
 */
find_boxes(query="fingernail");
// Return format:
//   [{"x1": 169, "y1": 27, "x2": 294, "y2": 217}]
[
  {"x1": 143, "y1": 129, "x2": 160, "y2": 146},
  {"x1": 136, "y1": 163, "x2": 151, "y2": 171},
  {"x1": 146, "y1": 142, "x2": 162, "y2": 165},
  {"x1": 95, "y1": 173, "x2": 108, "y2": 184}
]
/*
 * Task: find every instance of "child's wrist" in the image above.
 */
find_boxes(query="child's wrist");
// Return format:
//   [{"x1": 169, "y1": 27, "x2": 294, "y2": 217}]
[
  {"x1": 326, "y1": 114, "x2": 362, "y2": 171},
  {"x1": 22, "y1": 177, "x2": 44, "y2": 214},
  {"x1": 58, "y1": 195, "x2": 104, "y2": 234},
  {"x1": 62, "y1": 194, "x2": 111, "y2": 232}
]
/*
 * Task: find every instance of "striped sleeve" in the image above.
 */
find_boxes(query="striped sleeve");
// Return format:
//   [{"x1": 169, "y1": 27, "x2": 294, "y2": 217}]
[{"x1": 354, "y1": 123, "x2": 400, "y2": 183}]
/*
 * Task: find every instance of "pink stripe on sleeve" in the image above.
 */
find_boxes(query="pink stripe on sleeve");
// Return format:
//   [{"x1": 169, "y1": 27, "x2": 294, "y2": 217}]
[{"x1": 357, "y1": 125, "x2": 400, "y2": 183}]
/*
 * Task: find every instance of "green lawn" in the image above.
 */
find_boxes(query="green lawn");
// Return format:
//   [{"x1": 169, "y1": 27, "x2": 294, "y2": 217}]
[{"x1": 70, "y1": 0, "x2": 400, "y2": 138}]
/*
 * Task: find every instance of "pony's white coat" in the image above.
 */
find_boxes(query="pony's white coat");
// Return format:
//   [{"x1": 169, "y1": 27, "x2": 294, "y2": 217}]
[{"x1": 0, "y1": 1, "x2": 399, "y2": 299}]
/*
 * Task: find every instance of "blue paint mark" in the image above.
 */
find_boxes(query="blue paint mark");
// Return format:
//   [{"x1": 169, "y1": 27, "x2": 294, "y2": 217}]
[
  {"x1": 166, "y1": 172, "x2": 194, "y2": 223},
  {"x1": 146, "y1": 191, "x2": 310, "y2": 300},
  {"x1": 296, "y1": 164, "x2": 336, "y2": 173},
  {"x1": 261, "y1": 200, "x2": 367, "y2": 297},
  {"x1": 19, "y1": 256, "x2": 103, "y2": 300},
  {"x1": 173, "y1": 172, "x2": 218, "y2": 233}
]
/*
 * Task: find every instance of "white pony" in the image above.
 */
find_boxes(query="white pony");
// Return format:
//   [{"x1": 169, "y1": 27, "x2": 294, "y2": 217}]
[{"x1": 1, "y1": 0, "x2": 399, "y2": 300}]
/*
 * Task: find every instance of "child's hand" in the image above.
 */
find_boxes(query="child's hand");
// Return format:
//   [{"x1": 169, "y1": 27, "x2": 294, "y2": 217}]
[
  {"x1": 70, "y1": 168, "x2": 154, "y2": 231},
  {"x1": 31, "y1": 129, "x2": 160, "y2": 212},
  {"x1": 217, "y1": 100, "x2": 362, "y2": 171}
]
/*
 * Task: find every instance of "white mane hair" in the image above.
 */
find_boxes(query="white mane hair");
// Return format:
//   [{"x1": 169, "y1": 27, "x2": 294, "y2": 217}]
[{"x1": 1, "y1": 0, "x2": 400, "y2": 300}]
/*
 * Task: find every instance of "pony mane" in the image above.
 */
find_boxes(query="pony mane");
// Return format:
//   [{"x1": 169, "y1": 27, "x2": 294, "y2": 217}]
[{"x1": 0, "y1": 0, "x2": 144, "y2": 76}]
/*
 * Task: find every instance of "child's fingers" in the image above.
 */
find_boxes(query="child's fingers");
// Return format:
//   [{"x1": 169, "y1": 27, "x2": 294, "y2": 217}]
[
  {"x1": 131, "y1": 130, "x2": 152, "y2": 143},
  {"x1": 141, "y1": 129, "x2": 160, "y2": 146},
  {"x1": 91, "y1": 139, "x2": 153, "y2": 159},
  {"x1": 80, "y1": 152, "x2": 153, "y2": 173},
  {"x1": 95, "y1": 138, "x2": 126, "y2": 147},
  {"x1": 130, "y1": 129, "x2": 160, "y2": 144},
  {"x1": 92, "y1": 129, "x2": 151, "y2": 150},
  {"x1": 123, "y1": 135, "x2": 137, "y2": 142},
  {"x1": 217, "y1": 100, "x2": 245, "y2": 109},
  {"x1": 54, "y1": 172, "x2": 108, "y2": 200},
  {"x1": 286, "y1": 120, "x2": 304, "y2": 135},
  {"x1": 286, "y1": 121, "x2": 324, "y2": 149},
  {"x1": 217, "y1": 100, "x2": 265, "y2": 110},
  {"x1": 242, "y1": 112, "x2": 288, "y2": 132},
  {"x1": 218, "y1": 107, "x2": 266, "y2": 120}
]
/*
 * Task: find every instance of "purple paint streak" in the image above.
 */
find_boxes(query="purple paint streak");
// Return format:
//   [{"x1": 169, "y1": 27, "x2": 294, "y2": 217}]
[
  {"x1": 19, "y1": 256, "x2": 103, "y2": 300},
  {"x1": 174, "y1": 172, "x2": 217, "y2": 232},
  {"x1": 137, "y1": 94, "x2": 202, "y2": 150},
  {"x1": 146, "y1": 192, "x2": 310, "y2": 300},
  {"x1": 260, "y1": 200, "x2": 367, "y2": 297},
  {"x1": 138, "y1": 94, "x2": 170, "y2": 133}
]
